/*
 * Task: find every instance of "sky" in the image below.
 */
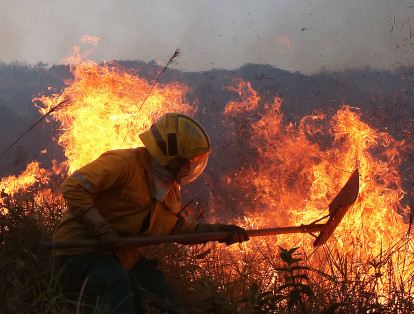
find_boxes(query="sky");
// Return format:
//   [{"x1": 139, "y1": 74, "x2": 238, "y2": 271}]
[{"x1": 0, "y1": 0, "x2": 413, "y2": 74}]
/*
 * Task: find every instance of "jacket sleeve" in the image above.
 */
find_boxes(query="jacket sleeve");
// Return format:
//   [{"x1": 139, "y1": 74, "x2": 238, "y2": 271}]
[
  {"x1": 61, "y1": 151, "x2": 129, "y2": 218},
  {"x1": 170, "y1": 214, "x2": 198, "y2": 234}
]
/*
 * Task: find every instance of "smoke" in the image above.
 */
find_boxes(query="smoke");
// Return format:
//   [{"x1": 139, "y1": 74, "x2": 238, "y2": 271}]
[{"x1": 0, "y1": 1, "x2": 412, "y2": 73}]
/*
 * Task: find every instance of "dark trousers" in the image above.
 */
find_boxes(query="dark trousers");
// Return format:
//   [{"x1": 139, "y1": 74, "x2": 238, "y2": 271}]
[{"x1": 60, "y1": 252, "x2": 177, "y2": 313}]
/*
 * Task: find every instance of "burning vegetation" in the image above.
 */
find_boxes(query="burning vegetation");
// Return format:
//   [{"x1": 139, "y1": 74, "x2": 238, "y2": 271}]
[{"x1": 0, "y1": 56, "x2": 413, "y2": 312}]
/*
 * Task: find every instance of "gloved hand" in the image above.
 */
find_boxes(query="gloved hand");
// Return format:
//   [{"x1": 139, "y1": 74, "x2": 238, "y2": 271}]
[
  {"x1": 81, "y1": 206, "x2": 123, "y2": 251},
  {"x1": 196, "y1": 223, "x2": 250, "y2": 245},
  {"x1": 97, "y1": 229, "x2": 124, "y2": 251}
]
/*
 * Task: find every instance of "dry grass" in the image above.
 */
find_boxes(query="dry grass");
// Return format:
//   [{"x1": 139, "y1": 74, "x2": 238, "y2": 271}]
[{"x1": 2, "y1": 192, "x2": 414, "y2": 313}]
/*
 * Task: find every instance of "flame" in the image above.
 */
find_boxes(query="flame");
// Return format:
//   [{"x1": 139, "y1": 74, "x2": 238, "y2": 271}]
[
  {"x1": 1, "y1": 54, "x2": 193, "y2": 210},
  {"x1": 275, "y1": 35, "x2": 292, "y2": 53},
  {"x1": 61, "y1": 46, "x2": 94, "y2": 66},
  {"x1": 0, "y1": 161, "x2": 51, "y2": 213},
  {"x1": 81, "y1": 35, "x2": 100, "y2": 46},
  {"x1": 222, "y1": 79, "x2": 408, "y2": 254},
  {"x1": 210, "y1": 79, "x2": 412, "y2": 296},
  {"x1": 0, "y1": 161, "x2": 50, "y2": 197},
  {"x1": 35, "y1": 60, "x2": 193, "y2": 174},
  {"x1": 33, "y1": 67, "x2": 409, "y2": 257},
  {"x1": 0, "y1": 53, "x2": 412, "y2": 300},
  {"x1": 61, "y1": 37, "x2": 99, "y2": 66}
]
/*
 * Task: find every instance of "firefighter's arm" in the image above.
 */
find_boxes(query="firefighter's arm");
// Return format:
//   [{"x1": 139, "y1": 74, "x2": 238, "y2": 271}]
[
  {"x1": 61, "y1": 151, "x2": 128, "y2": 216},
  {"x1": 61, "y1": 151, "x2": 128, "y2": 249},
  {"x1": 80, "y1": 206, "x2": 123, "y2": 250}
]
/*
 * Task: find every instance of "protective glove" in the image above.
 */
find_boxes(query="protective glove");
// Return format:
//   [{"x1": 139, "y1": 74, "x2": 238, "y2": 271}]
[
  {"x1": 97, "y1": 229, "x2": 124, "y2": 251},
  {"x1": 196, "y1": 223, "x2": 250, "y2": 245},
  {"x1": 81, "y1": 206, "x2": 123, "y2": 251}
]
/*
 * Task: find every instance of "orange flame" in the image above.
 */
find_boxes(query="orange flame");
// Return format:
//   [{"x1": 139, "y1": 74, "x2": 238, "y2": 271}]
[
  {"x1": 0, "y1": 161, "x2": 51, "y2": 213},
  {"x1": 81, "y1": 35, "x2": 100, "y2": 46},
  {"x1": 275, "y1": 35, "x2": 292, "y2": 53},
  {"x1": 36, "y1": 61, "x2": 194, "y2": 174},
  {"x1": 0, "y1": 53, "x2": 411, "y2": 298},
  {"x1": 61, "y1": 46, "x2": 94, "y2": 66},
  {"x1": 0, "y1": 50, "x2": 411, "y2": 305},
  {"x1": 0, "y1": 161, "x2": 50, "y2": 196},
  {"x1": 222, "y1": 79, "x2": 408, "y2": 256}
]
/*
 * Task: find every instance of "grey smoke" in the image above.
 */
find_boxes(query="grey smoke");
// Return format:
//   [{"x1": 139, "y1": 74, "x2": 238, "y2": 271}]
[{"x1": 0, "y1": 0, "x2": 413, "y2": 74}]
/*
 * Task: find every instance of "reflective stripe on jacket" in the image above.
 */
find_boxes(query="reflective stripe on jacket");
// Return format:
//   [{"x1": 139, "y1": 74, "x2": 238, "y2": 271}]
[{"x1": 52, "y1": 147, "x2": 197, "y2": 269}]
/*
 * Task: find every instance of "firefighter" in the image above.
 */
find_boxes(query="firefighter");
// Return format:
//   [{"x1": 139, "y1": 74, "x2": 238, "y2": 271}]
[{"x1": 53, "y1": 113, "x2": 249, "y2": 313}]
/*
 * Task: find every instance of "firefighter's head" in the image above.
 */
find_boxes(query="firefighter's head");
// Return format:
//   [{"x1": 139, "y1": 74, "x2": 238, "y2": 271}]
[{"x1": 140, "y1": 113, "x2": 211, "y2": 184}]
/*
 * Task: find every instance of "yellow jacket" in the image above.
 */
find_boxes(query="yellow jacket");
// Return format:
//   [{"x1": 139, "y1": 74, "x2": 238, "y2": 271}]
[{"x1": 53, "y1": 147, "x2": 197, "y2": 269}]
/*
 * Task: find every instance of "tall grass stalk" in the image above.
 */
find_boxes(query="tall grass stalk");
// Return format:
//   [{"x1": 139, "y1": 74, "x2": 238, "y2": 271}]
[{"x1": 2, "y1": 190, "x2": 414, "y2": 313}]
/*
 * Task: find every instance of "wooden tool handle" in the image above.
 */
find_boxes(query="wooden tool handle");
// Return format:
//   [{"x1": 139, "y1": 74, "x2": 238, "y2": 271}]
[{"x1": 40, "y1": 224, "x2": 326, "y2": 249}]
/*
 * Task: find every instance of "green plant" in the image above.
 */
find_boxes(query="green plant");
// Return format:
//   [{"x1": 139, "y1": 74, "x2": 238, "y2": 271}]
[
  {"x1": 273, "y1": 247, "x2": 314, "y2": 313},
  {"x1": 237, "y1": 246, "x2": 314, "y2": 313}
]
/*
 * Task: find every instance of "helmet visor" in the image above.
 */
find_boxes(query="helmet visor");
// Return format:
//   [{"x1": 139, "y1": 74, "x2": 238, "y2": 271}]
[{"x1": 177, "y1": 153, "x2": 209, "y2": 185}]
